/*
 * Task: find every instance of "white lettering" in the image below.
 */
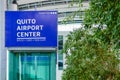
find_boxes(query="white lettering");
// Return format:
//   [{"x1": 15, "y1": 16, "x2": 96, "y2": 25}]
[
  {"x1": 17, "y1": 25, "x2": 43, "y2": 30},
  {"x1": 32, "y1": 19, "x2": 36, "y2": 24},
  {"x1": 17, "y1": 32, "x2": 41, "y2": 37},
  {"x1": 16, "y1": 19, "x2": 36, "y2": 25},
  {"x1": 17, "y1": 26, "x2": 21, "y2": 30},
  {"x1": 17, "y1": 32, "x2": 20, "y2": 37},
  {"x1": 36, "y1": 32, "x2": 40, "y2": 36},
  {"x1": 17, "y1": 19, "x2": 21, "y2": 25}
]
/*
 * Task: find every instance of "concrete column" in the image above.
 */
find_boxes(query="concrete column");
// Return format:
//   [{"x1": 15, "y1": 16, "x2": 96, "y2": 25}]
[
  {"x1": 0, "y1": 0, "x2": 17, "y2": 80},
  {"x1": 0, "y1": 0, "x2": 7, "y2": 80}
]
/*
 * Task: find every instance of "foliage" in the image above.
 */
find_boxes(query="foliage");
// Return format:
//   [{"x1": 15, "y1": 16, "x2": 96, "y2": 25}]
[
  {"x1": 84, "y1": 0, "x2": 120, "y2": 47},
  {"x1": 62, "y1": 0, "x2": 120, "y2": 80}
]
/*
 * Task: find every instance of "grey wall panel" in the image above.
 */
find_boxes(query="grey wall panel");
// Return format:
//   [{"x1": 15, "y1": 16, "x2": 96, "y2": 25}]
[{"x1": 0, "y1": 0, "x2": 7, "y2": 80}]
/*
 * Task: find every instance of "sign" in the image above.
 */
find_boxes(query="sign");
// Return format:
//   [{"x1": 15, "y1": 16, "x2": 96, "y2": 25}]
[{"x1": 5, "y1": 11, "x2": 58, "y2": 47}]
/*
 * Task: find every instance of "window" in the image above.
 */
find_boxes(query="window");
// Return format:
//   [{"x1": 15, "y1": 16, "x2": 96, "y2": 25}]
[
  {"x1": 58, "y1": 35, "x2": 63, "y2": 70},
  {"x1": 9, "y1": 51, "x2": 56, "y2": 80},
  {"x1": 58, "y1": 35, "x2": 63, "y2": 50}
]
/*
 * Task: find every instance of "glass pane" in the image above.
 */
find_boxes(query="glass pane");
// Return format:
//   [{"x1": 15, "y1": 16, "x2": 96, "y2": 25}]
[
  {"x1": 9, "y1": 52, "x2": 56, "y2": 80},
  {"x1": 58, "y1": 35, "x2": 63, "y2": 50},
  {"x1": 58, "y1": 35, "x2": 63, "y2": 70},
  {"x1": 21, "y1": 55, "x2": 50, "y2": 80},
  {"x1": 21, "y1": 56, "x2": 35, "y2": 80},
  {"x1": 36, "y1": 56, "x2": 50, "y2": 80}
]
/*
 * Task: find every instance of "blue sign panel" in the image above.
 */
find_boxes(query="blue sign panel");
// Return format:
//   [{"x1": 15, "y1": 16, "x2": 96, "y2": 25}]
[{"x1": 5, "y1": 11, "x2": 58, "y2": 47}]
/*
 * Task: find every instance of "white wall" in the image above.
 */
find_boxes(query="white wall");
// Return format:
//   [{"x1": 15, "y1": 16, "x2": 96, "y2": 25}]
[
  {"x1": 57, "y1": 23, "x2": 82, "y2": 80},
  {"x1": 18, "y1": 0, "x2": 46, "y2": 5},
  {"x1": 58, "y1": 23, "x2": 82, "y2": 32}
]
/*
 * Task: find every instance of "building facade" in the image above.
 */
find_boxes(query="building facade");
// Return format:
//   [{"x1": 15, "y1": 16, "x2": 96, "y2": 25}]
[{"x1": 0, "y1": 0, "x2": 89, "y2": 80}]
